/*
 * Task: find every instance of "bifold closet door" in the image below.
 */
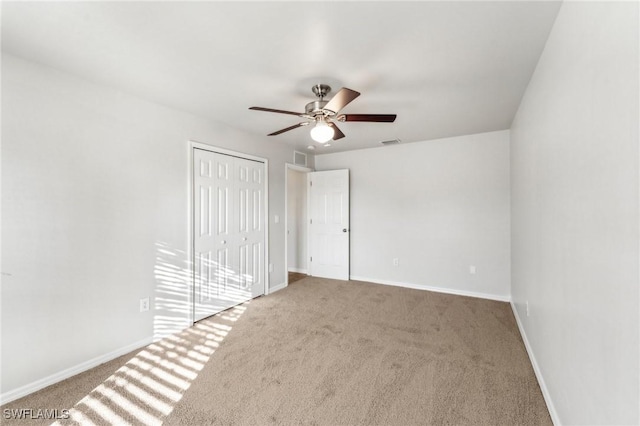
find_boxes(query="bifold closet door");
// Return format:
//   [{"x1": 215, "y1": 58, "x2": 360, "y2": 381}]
[{"x1": 193, "y1": 149, "x2": 265, "y2": 322}]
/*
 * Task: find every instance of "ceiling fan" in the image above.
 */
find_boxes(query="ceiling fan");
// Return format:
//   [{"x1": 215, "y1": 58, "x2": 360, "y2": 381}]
[{"x1": 249, "y1": 84, "x2": 397, "y2": 144}]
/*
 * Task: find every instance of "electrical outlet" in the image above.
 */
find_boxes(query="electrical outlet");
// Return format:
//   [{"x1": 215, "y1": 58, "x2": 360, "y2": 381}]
[
  {"x1": 269, "y1": 263, "x2": 273, "y2": 273},
  {"x1": 526, "y1": 301, "x2": 530, "y2": 317},
  {"x1": 140, "y1": 297, "x2": 150, "y2": 312},
  {"x1": 469, "y1": 265, "x2": 476, "y2": 274},
  {"x1": 393, "y1": 258, "x2": 399, "y2": 267}
]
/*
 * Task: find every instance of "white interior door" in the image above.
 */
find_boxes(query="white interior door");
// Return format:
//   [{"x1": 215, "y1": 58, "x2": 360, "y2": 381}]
[
  {"x1": 308, "y1": 169, "x2": 350, "y2": 280},
  {"x1": 193, "y1": 148, "x2": 265, "y2": 321}
]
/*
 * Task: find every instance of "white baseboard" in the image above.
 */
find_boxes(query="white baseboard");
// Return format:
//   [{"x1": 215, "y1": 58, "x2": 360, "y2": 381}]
[
  {"x1": 510, "y1": 301, "x2": 561, "y2": 426},
  {"x1": 287, "y1": 267, "x2": 308, "y2": 274},
  {"x1": 0, "y1": 336, "x2": 153, "y2": 406},
  {"x1": 268, "y1": 281, "x2": 286, "y2": 294},
  {"x1": 350, "y1": 276, "x2": 511, "y2": 302}
]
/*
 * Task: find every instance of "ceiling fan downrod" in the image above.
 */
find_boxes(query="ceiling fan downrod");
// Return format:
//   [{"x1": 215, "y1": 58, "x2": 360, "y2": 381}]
[{"x1": 306, "y1": 84, "x2": 331, "y2": 115}]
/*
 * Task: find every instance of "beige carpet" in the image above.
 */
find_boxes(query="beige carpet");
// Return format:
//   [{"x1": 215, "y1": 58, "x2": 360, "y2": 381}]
[
  {"x1": 287, "y1": 271, "x2": 307, "y2": 284},
  {"x1": 2, "y1": 278, "x2": 551, "y2": 425}
]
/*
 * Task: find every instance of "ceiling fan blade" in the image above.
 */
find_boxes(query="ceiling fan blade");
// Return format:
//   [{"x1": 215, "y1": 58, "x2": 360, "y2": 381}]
[
  {"x1": 339, "y1": 114, "x2": 397, "y2": 123},
  {"x1": 250, "y1": 106, "x2": 303, "y2": 117},
  {"x1": 329, "y1": 122, "x2": 345, "y2": 140},
  {"x1": 267, "y1": 122, "x2": 309, "y2": 136},
  {"x1": 323, "y1": 87, "x2": 361, "y2": 114}
]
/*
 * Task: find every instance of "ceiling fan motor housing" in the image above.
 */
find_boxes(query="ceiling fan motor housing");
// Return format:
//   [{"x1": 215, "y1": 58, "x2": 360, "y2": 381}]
[{"x1": 305, "y1": 100, "x2": 329, "y2": 116}]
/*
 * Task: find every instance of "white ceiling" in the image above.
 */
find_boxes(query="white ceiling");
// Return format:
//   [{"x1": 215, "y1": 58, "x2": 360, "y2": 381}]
[{"x1": 2, "y1": 1, "x2": 561, "y2": 154}]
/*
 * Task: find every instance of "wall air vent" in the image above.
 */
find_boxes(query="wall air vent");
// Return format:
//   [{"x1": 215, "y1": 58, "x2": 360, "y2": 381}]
[
  {"x1": 293, "y1": 150, "x2": 308, "y2": 166},
  {"x1": 380, "y1": 139, "x2": 401, "y2": 146}
]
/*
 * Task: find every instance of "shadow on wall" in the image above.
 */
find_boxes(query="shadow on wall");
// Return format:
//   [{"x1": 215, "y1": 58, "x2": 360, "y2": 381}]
[
  {"x1": 153, "y1": 242, "x2": 192, "y2": 340},
  {"x1": 52, "y1": 304, "x2": 249, "y2": 425},
  {"x1": 45, "y1": 243, "x2": 256, "y2": 424},
  {"x1": 152, "y1": 238, "x2": 258, "y2": 340}
]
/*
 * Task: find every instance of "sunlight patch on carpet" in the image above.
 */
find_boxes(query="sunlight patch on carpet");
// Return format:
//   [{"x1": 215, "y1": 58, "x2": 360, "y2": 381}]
[{"x1": 52, "y1": 303, "x2": 248, "y2": 425}]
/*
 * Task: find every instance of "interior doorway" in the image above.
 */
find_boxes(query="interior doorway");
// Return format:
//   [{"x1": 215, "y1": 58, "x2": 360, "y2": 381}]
[{"x1": 285, "y1": 164, "x2": 311, "y2": 286}]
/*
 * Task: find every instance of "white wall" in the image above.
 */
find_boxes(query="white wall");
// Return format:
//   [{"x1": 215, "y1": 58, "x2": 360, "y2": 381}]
[
  {"x1": 510, "y1": 2, "x2": 639, "y2": 424},
  {"x1": 0, "y1": 53, "x2": 302, "y2": 399},
  {"x1": 315, "y1": 130, "x2": 511, "y2": 300},
  {"x1": 286, "y1": 168, "x2": 307, "y2": 273}
]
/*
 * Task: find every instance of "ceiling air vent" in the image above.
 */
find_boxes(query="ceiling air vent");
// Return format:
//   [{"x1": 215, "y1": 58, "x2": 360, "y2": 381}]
[{"x1": 380, "y1": 138, "x2": 401, "y2": 146}]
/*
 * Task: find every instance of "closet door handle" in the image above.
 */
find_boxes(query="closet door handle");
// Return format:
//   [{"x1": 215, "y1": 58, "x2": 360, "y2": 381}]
[
  {"x1": 242, "y1": 237, "x2": 247, "y2": 241},
  {"x1": 221, "y1": 240, "x2": 226, "y2": 245}
]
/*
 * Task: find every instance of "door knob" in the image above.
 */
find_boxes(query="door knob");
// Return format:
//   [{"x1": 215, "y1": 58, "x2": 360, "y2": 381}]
[
  {"x1": 242, "y1": 237, "x2": 247, "y2": 241},
  {"x1": 343, "y1": 229, "x2": 348, "y2": 233},
  {"x1": 221, "y1": 240, "x2": 226, "y2": 245}
]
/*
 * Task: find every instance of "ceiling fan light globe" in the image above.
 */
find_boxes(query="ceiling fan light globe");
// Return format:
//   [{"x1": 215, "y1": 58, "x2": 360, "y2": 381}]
[{"x1": 310, "y1": 121, "x2": 334, "y2": 143}]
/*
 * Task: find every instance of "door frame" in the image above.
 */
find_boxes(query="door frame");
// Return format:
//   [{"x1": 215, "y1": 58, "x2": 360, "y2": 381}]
[
  {"x1": 284, "y1": 163, "x2": 312, "y2": 288},
  {"x1": 188, "y1": 140, "x2": 270, "y2": 325}
]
